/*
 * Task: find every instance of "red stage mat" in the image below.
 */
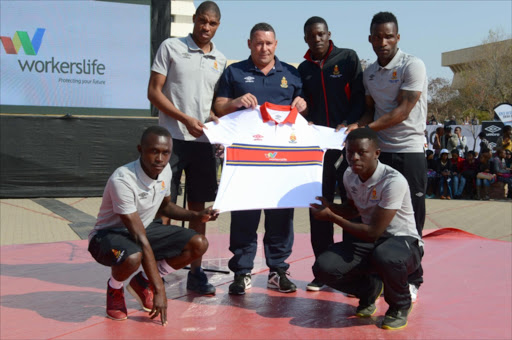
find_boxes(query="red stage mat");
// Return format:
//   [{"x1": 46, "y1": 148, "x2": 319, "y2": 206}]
[{"x1": 1, "y1": 229, "x2": 510, "y2": 339}]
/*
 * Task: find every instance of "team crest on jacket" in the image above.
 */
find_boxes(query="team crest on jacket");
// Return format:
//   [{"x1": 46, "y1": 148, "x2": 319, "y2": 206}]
[
  {"x1": 280, "y1": 77, "x2": 288, "y2": 88},
  {"x1": 289, "y1": 132, "x2": 297, "y2": 143},
  {"x1": 330, "y1": 65, "x2": 342, "y2": 78}
]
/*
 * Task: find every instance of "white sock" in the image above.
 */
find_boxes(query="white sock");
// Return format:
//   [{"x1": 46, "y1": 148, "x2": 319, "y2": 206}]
[
  {"x1": 157, "y1": 259, "x2": 174, "y2": 277},
  {"x1": 109, "y1": 276, "x2": 123, "y2": 289}
]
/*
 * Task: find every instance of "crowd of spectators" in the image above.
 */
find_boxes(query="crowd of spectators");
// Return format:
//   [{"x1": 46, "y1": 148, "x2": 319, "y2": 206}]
[
  {"x1": 425, "y1": 124, "x2": 512, "y2": 200},
  {"x1": 427, "y1": 114, "x2": 479, "y2": 126}
]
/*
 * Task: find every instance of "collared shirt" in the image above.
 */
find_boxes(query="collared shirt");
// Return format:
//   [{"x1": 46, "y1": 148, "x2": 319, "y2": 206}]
[
  {"x1": 152, "y1": 34, "x2": 227, "y2": 142},
  {"x1": 343, "y1": 161, "x2": 422, "y2": 245},
  {"x1": 216, "y1": 56, "x2": 303, "y2": 106},
  {"x1": 204, "y1": 102, "x2": 345, "y2": 212},
  {"x1": 363, "y1": 49, "x2": 428, "y2": 153},
  {"x1": 90, "y1": 159, "x2": 172, "y2": 241}
]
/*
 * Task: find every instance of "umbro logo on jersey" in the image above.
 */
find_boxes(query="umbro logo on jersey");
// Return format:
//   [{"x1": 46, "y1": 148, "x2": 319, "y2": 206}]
[
  {"x1": 138, "y1": 192, "x2": 149, "y2": 200},
  {"x1": 368, "y1": 74, "x2": 375, "y2": 81},
  {"x1": 253, "y1": 134, "x2": 264, "y2": 141},
  {"x1": 244, "y1": 76, "x2": 255, "y2": 83},
  {"x1": 350, "y1": 186, "x2": 357, "y2": 195}
]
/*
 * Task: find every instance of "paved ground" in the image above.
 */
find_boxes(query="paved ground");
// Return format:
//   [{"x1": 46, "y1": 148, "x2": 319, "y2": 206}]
[{"x1": 1, "y1": 195, "x2": 510, "y2": 246}]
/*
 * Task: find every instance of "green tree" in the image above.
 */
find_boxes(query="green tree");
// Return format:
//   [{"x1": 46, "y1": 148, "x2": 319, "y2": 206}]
[
  {"x1": 428, "y1": 77, "x2": 458, "y2": 122},
  {"x1": 457, "y1": 29, "x2": 512, "y2": 117}
]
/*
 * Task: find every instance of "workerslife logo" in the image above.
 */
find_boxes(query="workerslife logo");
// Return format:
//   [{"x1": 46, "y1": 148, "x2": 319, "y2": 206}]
[
  {"x1": 1, "y1": 28, "x2": 106, "y2": 76},
  {"x1": 0, "y1": 28, "x2": 45, "y2": 55}
]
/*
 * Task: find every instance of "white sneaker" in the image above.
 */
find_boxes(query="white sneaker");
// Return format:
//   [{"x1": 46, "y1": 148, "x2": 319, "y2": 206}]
[{"x1": 409, "y1": 284, "x2": 418, "y2": 303}]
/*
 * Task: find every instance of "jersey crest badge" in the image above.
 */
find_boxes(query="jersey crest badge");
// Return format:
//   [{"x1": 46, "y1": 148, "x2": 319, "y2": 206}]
[
  {"x1": 213, "y1": 60, "x2": 218, "y2": 71},
  {"x1": 389, "y1": 69, "x2": 399, "y2": 83},
  {"x1": 280, "y1": 77, "x2": 288, "y2": 88},
  {"x1": 370, "y1": 187, "x2": 379, "y2": 201},
  {"x1": 289, "y1": 132, "x2": 297, "y2": 143},
  {"x1": 253, "y1": 134, "x2": 264, "y2": 141}
]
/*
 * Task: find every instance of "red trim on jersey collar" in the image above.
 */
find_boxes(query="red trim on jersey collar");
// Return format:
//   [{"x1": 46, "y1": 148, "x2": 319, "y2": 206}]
[
  {"x1": 303, "y1": 40, "x2": 334, "y2": 64},
  {"x1": 260, "y1": 102, "x2": 298, "y2": 124}
]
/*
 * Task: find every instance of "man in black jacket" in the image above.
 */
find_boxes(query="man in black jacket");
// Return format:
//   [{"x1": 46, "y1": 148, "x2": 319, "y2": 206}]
[{"x1": 298, "y1": 16, "x2": 365, "y2": 291}]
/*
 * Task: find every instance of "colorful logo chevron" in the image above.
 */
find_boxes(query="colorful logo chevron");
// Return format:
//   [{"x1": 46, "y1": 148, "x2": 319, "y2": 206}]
[{"x1": 1, "y1": 28, "x2": 45, "y2": 55}]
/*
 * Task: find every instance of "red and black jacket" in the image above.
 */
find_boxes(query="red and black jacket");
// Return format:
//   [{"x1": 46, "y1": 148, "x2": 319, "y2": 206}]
[{"x1": 298, "y1": 41, "x2": 364, "y2": 127}]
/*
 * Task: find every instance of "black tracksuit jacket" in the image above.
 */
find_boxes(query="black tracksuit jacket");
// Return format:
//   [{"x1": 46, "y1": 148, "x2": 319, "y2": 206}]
[{"x1": 298, "y1": 41, "x2": 365, "y2": 127}]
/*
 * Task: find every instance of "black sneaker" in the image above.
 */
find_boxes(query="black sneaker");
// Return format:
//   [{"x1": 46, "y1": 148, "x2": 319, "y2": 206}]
[
  {"x1": 187, "y1": 267, "x2": 216, "y2": 295},
  {"x1": 355, "y1": 280, "x2": 383, "y2": 317},
  {"x1": 229, "y1": 273, "x2": 251, "y2": 295},
  {"x1": 381, "y1": 304, "x2": 413, "y2": 330},
  {"x1": 267, "y1": 269, "x2": 296, "y2": 293},
  {"x1": 306, "y1": 278, "x2": 325, "y2": 291}
]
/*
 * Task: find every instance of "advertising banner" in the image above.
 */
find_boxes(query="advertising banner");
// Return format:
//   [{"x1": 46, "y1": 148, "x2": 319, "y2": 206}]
[
  {"x1": 494, "y1": 103, "x2": 512, "y2": 126},
  {"x1": 0, "y1": 1, "x2": 150, "y2": 114},
  {"x1": 481, "y1": 121, "x2": 504, "y2": 151}
]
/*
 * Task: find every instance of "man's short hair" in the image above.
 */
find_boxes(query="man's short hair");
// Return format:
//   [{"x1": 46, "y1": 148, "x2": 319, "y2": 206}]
[
  {"x1": 250, "y1": 22, "x2": 275, "y2": 40},
  {"x1": 467, "y1": 150, "x2": 475, "y2": 157},
  {"x1": 303, "y1": 16, "x2": 328, "y2": 34},
  {"x1": 370, "y1": 11, "x2": 398, "y2": 33},
  {"x1": 346, "y1": 127, "x2": 380, "y2": 148},
  {"x1": 503, "y1": 125, "x2": 512, "y2": 133},
  {"x1": 140, "y1": 126, "x2": 171, "y2": 145},
  {"x1": 195, "y1": 1, "x2": 221, "y2": 19},
  {"x1": 426, "y1": 149, "x2": 434, "y2": 157},
  {"x1": 451, "y1": 149, "x2": 459, "y2": 156},
  {"x1": 444, "y1": 126, "x2": 452, "y2": 133}
]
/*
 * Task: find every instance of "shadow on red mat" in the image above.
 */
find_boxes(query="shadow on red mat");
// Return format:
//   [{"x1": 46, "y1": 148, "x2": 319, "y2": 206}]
[{"x1": 1, "y1": 229, "x2": 510, "y2": 339}]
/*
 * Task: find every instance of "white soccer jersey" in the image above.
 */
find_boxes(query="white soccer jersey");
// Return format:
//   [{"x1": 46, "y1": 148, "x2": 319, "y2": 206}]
[{"x1": 204, "y1": 102, "x2": 345, "y2": 212}]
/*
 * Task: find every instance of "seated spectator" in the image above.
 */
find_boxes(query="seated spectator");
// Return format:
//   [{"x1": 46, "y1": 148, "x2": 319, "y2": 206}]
[
  {"x1": 425, "y1": 150, "x2": 437, "y2": 199},
  {"x1": 450, "y1": 150, "x2": 465, "y2": 199},
  {"x1": 496, "y1": 125, "x2": 512, "y2": 152},
  {"x1": 476, "y1": 150, "x2": 495, "y2": 200},
  {"x1": 492, "y1": 147, "x2": 512, "y2": 199},
  {"x1": 443, "y1": 127, "x2": 455, "y2": 155},
  {"x1": 478, "y1": 132, "x2": 492, "y2": 154},
  {"x1": 505, "y1": 149, "x2": 512, "y2": 168},
  {"x1": 451, "y1": 126, "x2": 468, "y2": 158},
  {"x1": 435, "y1": 149, "x2": 453, "y2": 199},
  {"x1": 446, "y1": 115, "x2": 457, "y2": 126},
  {"x1": 433, "y1": 127, "x2": 444, "y2": 160},
  {"x1": 461, "y1": 151, "x2": 479, "y2": 199},
  {"x1": 428, "y1": 114, "x2": 438, "y2": 125}
]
